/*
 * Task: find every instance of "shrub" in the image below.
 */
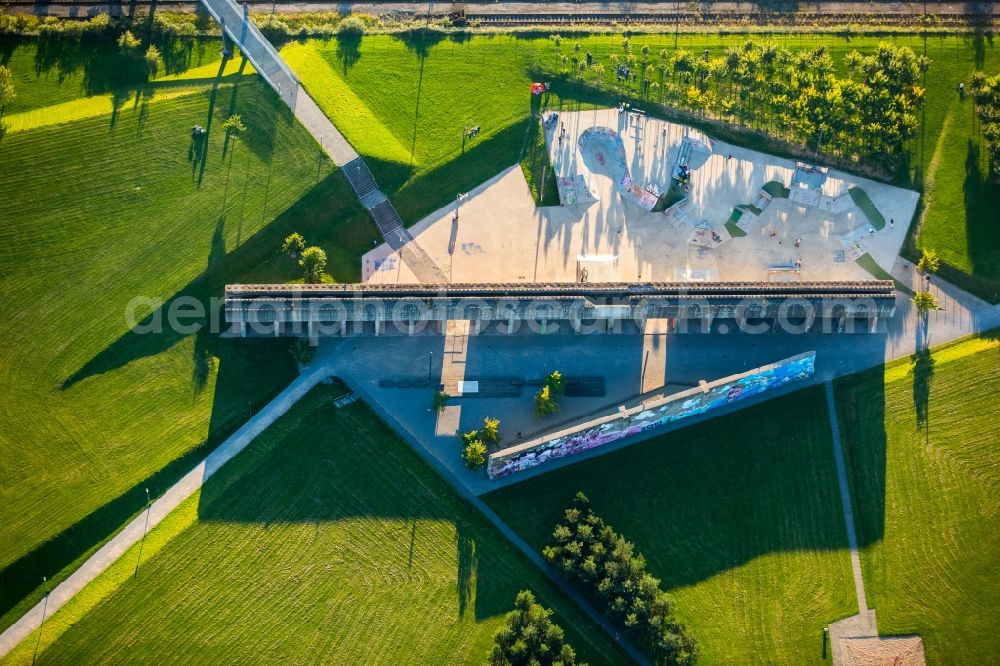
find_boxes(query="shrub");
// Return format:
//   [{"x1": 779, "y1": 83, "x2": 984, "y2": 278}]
[
  {"x1": 117, "y1": 29, "x2": 141, "y2": 53},
  {"x1": 432, "y1": 391, "x2": 450, "y2": 413},
  {"x1": 223, "y1": 113, "x2": 246, "y2": 138},
  {"x1": 282, "y1": 232, "x2": 307, "y2": 257},
  {"x1": 337, "y1": 15, "x2": 365, "y2": 36},
  {"x1": 544, "y1": 493, "x2": 698, "y2": 664},
  {"x1": 289, "y1": 339, "x2": 315, "y2": 365},
  {"x1": 462, "y1": 439, "x2": 488, "y2": 470},
  {"x1": 545, "y1": 370, "x2": 565, "y2": 396},
  {"x1": 482, "y1": 416, "x2": 501, "y2": 444},
  {"x1": 490, "y1": 590, "x2": 580, "y2": 666},
  {"x1": 917, "y1": 248, "x2": 940, "y2": 274},
  {"x1": 299, "y1": 246, "x2": 328, "y2": 284},
  {"x1": 144, "y1": 45, "x2": 161, "y2": 77},
  {"x1": 534, "y1": 385, "x2": 559, "y2": 417},
  {"x1": 913, "y1": 290, "x2": 939, "y2": 314},
  {"x1": 0, "y1": 65, "x2": 15, "y2": 121}
]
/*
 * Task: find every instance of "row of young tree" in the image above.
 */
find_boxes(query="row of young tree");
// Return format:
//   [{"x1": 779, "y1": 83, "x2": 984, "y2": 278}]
[
  {"x1": 490, "y1": 590, "x2": 581, "y2": 666},
  {"x1": 282, "y1": 232, "x2": 329, "y2": 283},
  {"x1": 543, "y1": 493, "x2": 698, "y2": 665},
  {"x1": 969, "y1": 71, "x2": 1000, "y2": 178},
  {"x1": 550, "y1": 37, "x2": 928, "y2": 168}
]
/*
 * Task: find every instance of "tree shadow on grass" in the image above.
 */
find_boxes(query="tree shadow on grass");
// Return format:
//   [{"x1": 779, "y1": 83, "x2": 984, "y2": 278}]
[
  {"x1": 2, "y1": 170, "x2": 366, "y2": 630},
  {"x1": 392, "y1": 27, "x2": 448, "y2": 61},
  {"x1": 334, "y1": 31, "x2": 362, "y2": 74},
  {"x1": 484, "y1": 384, "x2": 887, "y2": 595},
  {"x1": 912, "y1": 347, "x2": 935, "y2": 428},
  {"x1": 963, "y1": 139, "x2": 1000, "y2": 283}
]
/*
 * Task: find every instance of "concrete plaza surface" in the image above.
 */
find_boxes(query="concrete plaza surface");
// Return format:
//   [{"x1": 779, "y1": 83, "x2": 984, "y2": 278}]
[
  {"x1": 363, "y1": 108, "x2": 919, "y2": 285},
  {"x1": 324, "y1": 253, "x2": 1000, "y2": 495}
]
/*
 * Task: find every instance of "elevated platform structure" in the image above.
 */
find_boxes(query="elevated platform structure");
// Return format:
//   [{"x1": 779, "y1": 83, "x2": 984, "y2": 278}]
[{"x1": 224, "y1": 280, "x2": 897, "y2": 338}]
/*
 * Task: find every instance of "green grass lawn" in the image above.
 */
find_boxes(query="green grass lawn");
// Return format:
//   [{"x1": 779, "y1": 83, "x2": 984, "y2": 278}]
[
  {"x1": 485, "y1": 387, "x2": 857, "y2": 665},
  {"x1": 286, "y1": 32, "x2": 1000, "y2": 297},
  {"x1": 0, "y1": 36, "x2": 375, "y2": 629},
  {"x1": 835, "y1": 334, "x2": 1000, "y2": 664},
  {"x1": 11, "y1": 384, "x2": 629, "y2": 665}
]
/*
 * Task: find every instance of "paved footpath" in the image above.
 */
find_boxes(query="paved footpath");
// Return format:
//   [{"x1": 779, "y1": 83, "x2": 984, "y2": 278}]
[
  {"x1": 824, "y1": 380, "x2": 868, "y2": 615},
  {"x1": 0, "y1": 364, "x2": 333, "y2": 659},
  {"x1": 201, "y1": 0, "x2": 359, "y2": 167}
]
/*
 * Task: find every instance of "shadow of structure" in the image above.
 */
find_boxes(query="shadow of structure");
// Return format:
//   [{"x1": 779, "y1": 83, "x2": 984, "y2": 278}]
[
  {"x1": 483, "y1": 383, "x2": 887, "y2": 596},
  {"x1": 0, "y1": 337, "x2": 296, "y2": 624},
  {"x1": 61, "y1": 172, "x2": 354, "y2": 390},
  {"x1": 1, "y1": 167, "x2": 366, "y2": 625},
  {"x1": 195, "y1": 385, "x2": 507, "y2": 620},
  {"x1": 387, "y1": 120, "x2": 532, "y2": 224}
]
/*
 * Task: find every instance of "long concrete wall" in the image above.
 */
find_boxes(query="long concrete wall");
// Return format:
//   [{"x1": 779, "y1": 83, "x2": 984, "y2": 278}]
[
  {"x1": 223, "y1": 281, "x2": 897, "y2": 337},
  {"x1": 487, "y1": 351, "x2": 816, "y2": 478}
]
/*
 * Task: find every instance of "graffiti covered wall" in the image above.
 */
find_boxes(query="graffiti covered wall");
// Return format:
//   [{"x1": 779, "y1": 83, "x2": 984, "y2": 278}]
[{"x1": 487, "y1": 352, "x2": 816, "y2": 479}]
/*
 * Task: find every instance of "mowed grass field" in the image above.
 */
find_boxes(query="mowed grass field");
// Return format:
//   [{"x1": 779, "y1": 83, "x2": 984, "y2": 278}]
[
  {"x1": 0, "y1": 36, "x2": 376, "y2": 629},
  {"x1": 286, "y1": 32, "x2": 1000, "y2": 295},
  {"x1": 835, "y1": 334, "x2": 1000, "y2": 664},
  {"x1": 486, "y1": 387, "x2": 857, "y2": 665},
  {"x1": 5, "y1": 385, "x2": 630, "y2": 665}
]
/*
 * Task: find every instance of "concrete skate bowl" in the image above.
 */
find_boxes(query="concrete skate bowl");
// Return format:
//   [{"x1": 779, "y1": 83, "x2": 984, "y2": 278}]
[{"x1": 578, "y1": 127, "x2": 630, "y2": 190}]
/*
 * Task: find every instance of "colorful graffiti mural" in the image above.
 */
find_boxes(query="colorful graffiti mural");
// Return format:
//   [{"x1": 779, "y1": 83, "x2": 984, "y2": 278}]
[{"x1": 487, "y1": 352, "x2": 816, "y2": 479}]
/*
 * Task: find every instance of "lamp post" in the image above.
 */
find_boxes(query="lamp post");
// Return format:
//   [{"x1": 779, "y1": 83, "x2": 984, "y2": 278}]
[
  {"x1": 453, "y1": 192, "x2": 468, "y2": 223},
  {"x1": 31, "y1": 577, "x2": 49, "y2": 666},
  {"x1": 428, "y1": 351, "x2": 433, "y2": 382}
]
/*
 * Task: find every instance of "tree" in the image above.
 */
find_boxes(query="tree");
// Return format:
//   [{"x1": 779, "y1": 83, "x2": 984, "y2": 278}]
[
  {"x1": 299, "y1": 246, "x2": 327, "y2": 283},
  {"x1": 289, "y1": 339, "x2": 314, "y2": 365},
  {"x1": 432, "y1": 390, "x2": 450, "y2": 413},
  {"x1": 144, "y1": 45, "x2": 161, "y2": 77},
  {"x1": 545, "y1": 370, "x2": 565, "y2": 397},
  {"x1": 534, "y1": 385, "x2": 559, "y2": 416},
  {"x1": 282, "y1": 232, "x2": 307, "y2": 257},
  {"x1": 0, "y1": 65, "x2": 15, "y2": 122},
  {"x1": 223, "y1": 113, "x2": 246, "y2": 142},
  {"x1": 221, "y1": 113, "x2": 247, "y2": 205},
  {"x1": 917, "y1": 248, "x2": 940, "y2": 274},
  {"x1": 117, "y1": 30, "x2": 141, "y2": 53},
  {"x1": 462, "y1": 439, "x2": 488, "y2": 470},
  {"x1": 337, "y1": 15, "x2": 365, "y2": 36},
  {"x1": 490, "y1": 590, "x2": 581, "y2": 666},
  {"x1": 913, "y1": 290, "x2": 939, "y2": 314},
  {"x1": 544, "y1": 494, "x2": 698, "y2": 665},
  {"x1": 482, "y1": 416, "x2": 501, "y2": 444}
]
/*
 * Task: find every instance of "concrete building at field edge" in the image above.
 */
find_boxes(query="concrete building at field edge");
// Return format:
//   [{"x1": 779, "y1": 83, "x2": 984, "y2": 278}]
[{"x1": 223, "y1": 281, "x2": 897, "y2": 338}]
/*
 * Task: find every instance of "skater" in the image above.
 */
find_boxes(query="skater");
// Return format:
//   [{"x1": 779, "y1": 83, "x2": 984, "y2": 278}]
[{"x1": 794, "y1": 237, "x2": 801, "y2": 247}]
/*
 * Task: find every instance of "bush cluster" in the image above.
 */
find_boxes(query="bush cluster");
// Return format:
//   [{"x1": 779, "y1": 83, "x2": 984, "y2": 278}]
[
  {"x1": 534, "y1": 370, "x2": 564, "y2": 416},
  {"x1": 460, "y1": 429, "x2": 487, "y2": 470},
  {"x1": 0, "y1": 12, "x2": 201, "y2": 39},
  {"x1": 551, "y1": 38, "x2": 927, "y2": 169},
  {"x1": 490, "y1": 590, "x2": 581, "y2": 666},
  {"x1": 543, "y1": 493, "x2": 698, "y2": 665},
  {"x1": 970, "y1": 71, "x2": 1000, "y2": 178}
]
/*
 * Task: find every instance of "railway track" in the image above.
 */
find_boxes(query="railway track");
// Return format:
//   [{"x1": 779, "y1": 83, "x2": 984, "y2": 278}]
[{"x1": 2, "y1": 1, "x2": 998, "y2": 25}]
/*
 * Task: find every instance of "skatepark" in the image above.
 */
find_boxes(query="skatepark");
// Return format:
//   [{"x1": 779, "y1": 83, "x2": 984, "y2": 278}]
[{"x1": 362, "y1": 108, "x2": 920, "y2": 286}]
